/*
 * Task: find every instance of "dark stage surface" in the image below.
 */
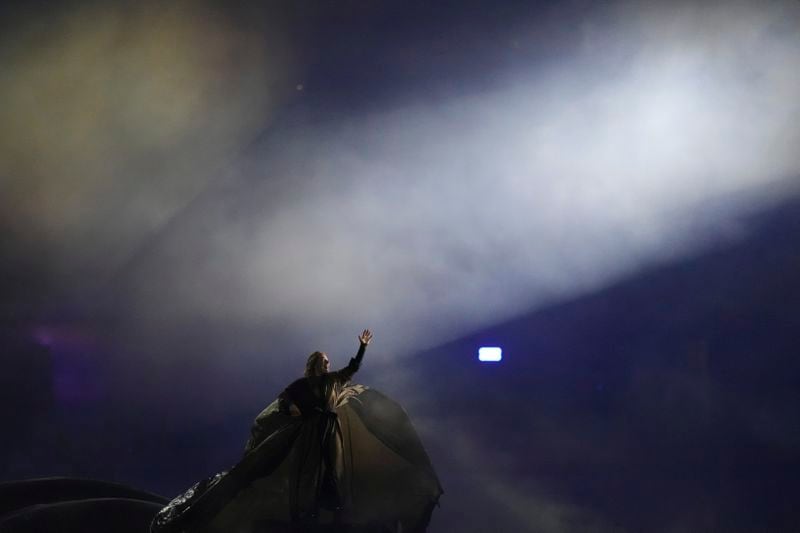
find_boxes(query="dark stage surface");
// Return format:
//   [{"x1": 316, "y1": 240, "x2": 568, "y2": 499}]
[{"x1": 2, "y1": 1, "x2": 800, "y2": 531}]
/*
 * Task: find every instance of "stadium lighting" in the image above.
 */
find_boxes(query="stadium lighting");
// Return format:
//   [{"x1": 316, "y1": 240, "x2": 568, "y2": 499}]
[{"x1": 478, "y1": 347, "x2": 502, "y2": 362}]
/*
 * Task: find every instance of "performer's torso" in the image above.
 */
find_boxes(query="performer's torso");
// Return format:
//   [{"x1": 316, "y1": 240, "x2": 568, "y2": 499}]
[{"x1": 285, "y1": 376, "x2": 339, "y2": 414}]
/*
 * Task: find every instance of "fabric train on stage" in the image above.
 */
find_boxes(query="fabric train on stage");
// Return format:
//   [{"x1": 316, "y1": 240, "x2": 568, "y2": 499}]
[{"x1": 151, "y1": 384, "x2": 443, "y2": 533}]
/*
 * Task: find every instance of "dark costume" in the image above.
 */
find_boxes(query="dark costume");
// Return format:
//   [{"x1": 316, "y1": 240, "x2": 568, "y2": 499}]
[{"x1": 151, "y1": 344, "x2": 442, "y2": 532}]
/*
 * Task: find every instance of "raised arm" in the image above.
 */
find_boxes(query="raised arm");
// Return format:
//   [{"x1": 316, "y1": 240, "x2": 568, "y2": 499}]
[{"x1": 333, "y1": 329, "x2": 372, "y2": 383}]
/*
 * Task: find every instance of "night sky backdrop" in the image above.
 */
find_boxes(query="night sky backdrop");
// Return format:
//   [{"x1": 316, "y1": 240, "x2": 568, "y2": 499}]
[{"x1": 2, "y1": 1, "x2": 800, "y2": 531}]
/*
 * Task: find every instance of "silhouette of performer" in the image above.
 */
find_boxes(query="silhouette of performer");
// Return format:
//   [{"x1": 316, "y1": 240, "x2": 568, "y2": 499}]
[
  {"x1": 152, "y1": 329, "x2": 441, "y2": 533},
  {"x1": 271, "y1": 329, "x2": 373, "y2": 520}
]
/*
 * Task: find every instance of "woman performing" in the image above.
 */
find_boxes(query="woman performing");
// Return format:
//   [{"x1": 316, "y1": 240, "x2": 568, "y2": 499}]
[{"x1": 151, "y1": 330, "x2": 442, "y2": 532}]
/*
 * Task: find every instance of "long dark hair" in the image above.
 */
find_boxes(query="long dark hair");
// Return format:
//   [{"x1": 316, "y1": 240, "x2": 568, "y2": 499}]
[{"x1": 305, "y1": 351, "x2": 325, "y2": 378}]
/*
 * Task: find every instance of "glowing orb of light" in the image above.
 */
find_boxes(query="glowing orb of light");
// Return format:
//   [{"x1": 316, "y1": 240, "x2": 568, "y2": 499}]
[{"x1": 478, "y1": 346, "x2": 502, "y2": 362}]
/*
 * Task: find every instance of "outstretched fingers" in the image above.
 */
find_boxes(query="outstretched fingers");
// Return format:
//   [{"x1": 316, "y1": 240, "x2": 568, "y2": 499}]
[{"x1": 359, "y1": 329, "x2": 373, "y2": 345}]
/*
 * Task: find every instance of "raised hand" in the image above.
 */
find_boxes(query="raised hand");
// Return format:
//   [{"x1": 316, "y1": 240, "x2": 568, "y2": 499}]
[{"x1": 358, "y1": 329, "x2": 373, "y2": 346}]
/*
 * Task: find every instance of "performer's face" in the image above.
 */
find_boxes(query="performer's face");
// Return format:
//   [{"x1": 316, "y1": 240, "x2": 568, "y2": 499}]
[{"x1": 318, "y1": 353, "x2": 330, "y2": 374}]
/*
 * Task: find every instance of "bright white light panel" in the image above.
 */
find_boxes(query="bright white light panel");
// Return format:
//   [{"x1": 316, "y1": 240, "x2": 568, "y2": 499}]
[{"x1": 478, "y1": 346, "x2": 502, "y2": 362}]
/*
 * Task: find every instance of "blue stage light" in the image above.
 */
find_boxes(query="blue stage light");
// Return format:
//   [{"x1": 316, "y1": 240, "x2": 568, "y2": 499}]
[{"x1": 478, "y1": 347, "x2": 502, "y2": 362}]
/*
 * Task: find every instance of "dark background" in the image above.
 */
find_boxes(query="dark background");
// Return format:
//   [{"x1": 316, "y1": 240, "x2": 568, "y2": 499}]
[{"x1": 2, "y1": 1, "x2": 800, "y2": 531}]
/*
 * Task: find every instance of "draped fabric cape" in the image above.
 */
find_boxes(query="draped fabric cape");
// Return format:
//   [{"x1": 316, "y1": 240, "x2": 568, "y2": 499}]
[{"x1": 151, "y1": 363, "x2": 442, "y2": 533}]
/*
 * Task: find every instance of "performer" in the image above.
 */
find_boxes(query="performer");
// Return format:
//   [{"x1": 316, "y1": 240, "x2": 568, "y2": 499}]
[{"x1": 151, "y1": 330, "x2": 442, "y2": 533}]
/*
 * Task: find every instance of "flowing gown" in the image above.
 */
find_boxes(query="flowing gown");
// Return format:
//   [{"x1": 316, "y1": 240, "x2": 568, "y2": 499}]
[{"x1": 151, "y1": 346, "x2": 442, "y2": 532}]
